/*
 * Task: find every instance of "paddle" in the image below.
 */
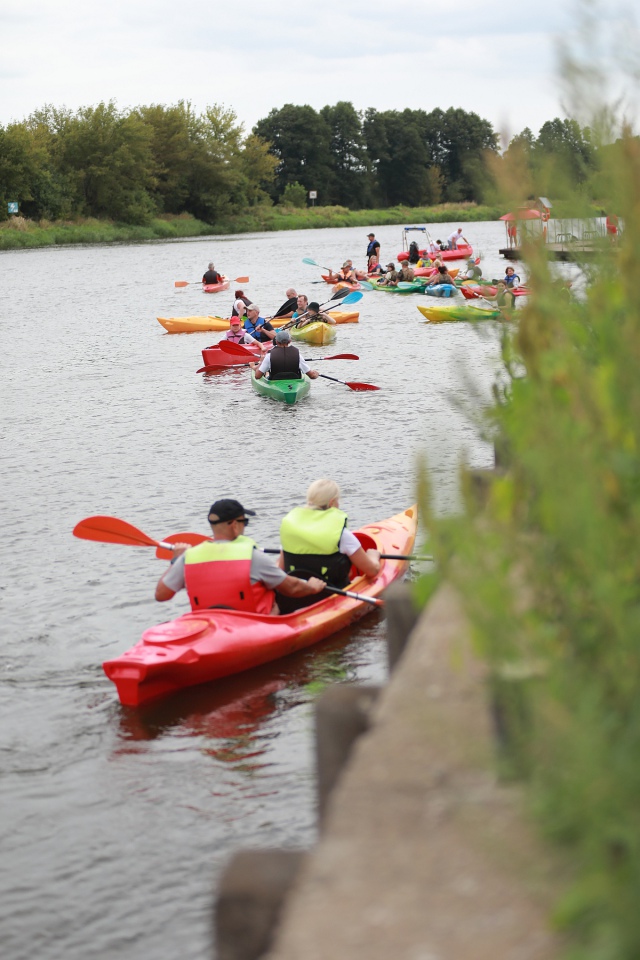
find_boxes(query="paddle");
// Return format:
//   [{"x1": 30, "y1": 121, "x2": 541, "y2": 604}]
[
  {"x1": 218, "y1": 341, "x2": 359, "y2": 361},
  {"x1": 358, "y1": 279, "x2": 375, "y2": 291},
  {"x1": 280, "y1": 290, "x2": 362, "y2": 331},
  {"x1": 174, "y1": 276, "x2": 249, "y2": 288},
  {"x1": 302, "y1": 256, "x2": 334, "y2": 273},
  {"x1": 261, "y1": 548, "x2": 432, "y2": 561},
  {"x1": 75, "y1": 517, "x2": 432, "y2": 565},
  {"x1": 72, "y1": 516, "x2": 208, "y2": 560},
  {"x1": 318, "y1": 373, "x2": 380, "y2": 392},
  {"x1": 197, "y1": 349, "x2": 359, "y2": 374},
  {"x1": 323, "y1": 586, "x2": 383, "y2": 607}
]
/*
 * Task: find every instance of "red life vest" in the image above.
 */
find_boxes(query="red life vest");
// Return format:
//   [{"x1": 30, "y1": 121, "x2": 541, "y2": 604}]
[{"x1": 183, "y1": 536, "x2": 274, "y2": 614}]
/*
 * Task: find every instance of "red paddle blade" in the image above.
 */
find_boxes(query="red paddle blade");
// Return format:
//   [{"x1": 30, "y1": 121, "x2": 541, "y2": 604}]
[
  {"x1": 346, "y1": 381, "x2": 380, "y2": 391},
  {"x1": 234, "y1": 276, "x2": 250, "y2": 283},
  {"x1": 156, "y1": 532, "x2": 209, "y2": 560},
  {"x1": 219, "y1": 340, "x2": 255, "y2": 356},
  {"x1": 73, "y1": 516, "x2": 160, "y2": 547},
  {"x1": 321, "y1": 353, "x2": 359, "y2": 360}
]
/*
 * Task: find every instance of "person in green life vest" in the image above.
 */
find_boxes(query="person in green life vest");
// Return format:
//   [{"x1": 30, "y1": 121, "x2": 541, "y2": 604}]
[
  {"x1": 276, "y1": 479, "x2": 381, "y2": 614},
  {"x1": 155, "y1": 499, "x2": 325, "y2": 615}
]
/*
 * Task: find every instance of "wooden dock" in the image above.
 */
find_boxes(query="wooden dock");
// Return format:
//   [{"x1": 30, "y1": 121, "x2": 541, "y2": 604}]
[{"x1": 500, "y1": 241, "x2": 604, "y2": 261}]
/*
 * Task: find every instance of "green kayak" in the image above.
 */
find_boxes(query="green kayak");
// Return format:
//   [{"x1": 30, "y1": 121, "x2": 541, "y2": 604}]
[
  {"x1": 251, "y1": 370, "x2": 311, "y2": 405},
  {"x1": 368, "y1": 279, "x2": 427, "y2": 294}
]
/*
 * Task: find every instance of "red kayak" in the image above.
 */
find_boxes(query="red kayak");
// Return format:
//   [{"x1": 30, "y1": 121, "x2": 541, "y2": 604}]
[
  {"x1": 398, "y1": 244, "x2": 473, "y2": 263},
  {"x1": 460, "y1": 284, "x2": 529, "y2": 300},
  {"x1": 203, "y1": 277, "x2": 230, "y2": 293},
  {"x1": 103, "y1": 506, "x2": 417, "y2": 706},
  {"x1": 201, "y1": 341, "x2": 271, "y2": 369}
]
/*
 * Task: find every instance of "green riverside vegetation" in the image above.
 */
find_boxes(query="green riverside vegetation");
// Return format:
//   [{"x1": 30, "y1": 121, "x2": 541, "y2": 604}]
[
  {"x1": 0, "y1": 203, "x2": 506, "y2": 251},
  {"x1": 0, "y1": 97, "x2": 614, "y2": 249},
  {"x1": 415, "y1": 34, "x2": 640, "y2": 960}
]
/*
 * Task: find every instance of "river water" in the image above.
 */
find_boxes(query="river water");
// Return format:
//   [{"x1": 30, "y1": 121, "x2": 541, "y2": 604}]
[{"x1": 0, "y1": 222, "x2": 506, "y2": 959}]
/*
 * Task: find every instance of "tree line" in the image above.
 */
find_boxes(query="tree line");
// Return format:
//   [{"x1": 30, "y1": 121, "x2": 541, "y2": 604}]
[{"x1": 0, "y1": 99, "x2": 605, "y2": 224}]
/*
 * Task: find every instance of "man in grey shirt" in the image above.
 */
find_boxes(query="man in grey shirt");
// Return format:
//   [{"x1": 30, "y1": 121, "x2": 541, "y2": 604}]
[{"x1": 155, "y1": 498, "x2": 325, "y2": 615}]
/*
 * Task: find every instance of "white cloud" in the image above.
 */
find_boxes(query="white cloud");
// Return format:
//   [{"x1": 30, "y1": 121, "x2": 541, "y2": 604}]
[{"x1": 0, "y1": 0, "x2": 632, "y2": 140}]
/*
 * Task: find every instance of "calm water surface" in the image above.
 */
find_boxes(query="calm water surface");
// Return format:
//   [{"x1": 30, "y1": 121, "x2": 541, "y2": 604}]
[{"x1": 0, "y1": 222, "x2": 507, "y2": 959}]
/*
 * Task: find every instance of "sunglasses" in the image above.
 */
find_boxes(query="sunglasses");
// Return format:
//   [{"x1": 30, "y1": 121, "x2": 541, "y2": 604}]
[{"x1": 209, "y1": 516, "x2": 249, "y2": 526}]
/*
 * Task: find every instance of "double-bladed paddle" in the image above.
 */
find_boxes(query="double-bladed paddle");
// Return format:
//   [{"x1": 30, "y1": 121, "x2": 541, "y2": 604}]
[
  {"x1": 218, "y1": 340, "x2": 359, "y2": 361},
  {"x1": 72, "y1": 516, "x2": 406, "y2": 604},
  {"x1": 74, "y1": 516, "x2": 433, "y2": 562},
  {"x1": 260, "y1": 548, "x2": 432, "y2": 561},
  {"x1": 175, "y1": 275, "x2": 249, "y2": 288},
  {"x1": 209, "y1": 340, "x2": 378, "y2": 389},
  {"x1": 279, "y1": 289, "x2": 363, "y2": 331},
  {"x1": 197, "y1": 342, "x2": 360, "y2": 373}
]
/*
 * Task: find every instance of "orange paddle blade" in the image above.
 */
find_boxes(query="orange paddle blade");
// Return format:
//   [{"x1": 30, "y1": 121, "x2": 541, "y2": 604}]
[
  {"x1": 156, "y1": 532, "x2": 210, "y2": 560},
  {"x1": 73, "y1": 516, "x2": 160, "y2": 547},
  {"x1": 174, "y1": 281, "x2": 192, "y2": 287},
  {"x1": 234, "y1": 276, "x2": 250, "y2": 283}
]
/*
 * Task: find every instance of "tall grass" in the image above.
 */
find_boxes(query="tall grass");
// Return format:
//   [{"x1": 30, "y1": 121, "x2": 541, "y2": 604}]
[{"x1": 416, "y1": 24, "x2": 640, "y2": 956}]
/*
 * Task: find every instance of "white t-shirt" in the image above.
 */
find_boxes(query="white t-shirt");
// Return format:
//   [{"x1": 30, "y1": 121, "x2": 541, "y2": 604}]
[
  {"x1": 258, "y1": 352, "x2": 311, "y2": 375},
  {"x1": 338, "y1": 528, "x2": 363, "y2": 556},
  {"x1": 448, "y1": 230, "x2": 463, "y2": 245}
]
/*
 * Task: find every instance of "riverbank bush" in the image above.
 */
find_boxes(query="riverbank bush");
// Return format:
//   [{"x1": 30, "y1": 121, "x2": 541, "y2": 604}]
[
  {"x1": 416, "y1": 89, "x2": 640, "y2": 959},
  {"x1": 0, "y1": 202, "x2": 507, "y2": 251}
]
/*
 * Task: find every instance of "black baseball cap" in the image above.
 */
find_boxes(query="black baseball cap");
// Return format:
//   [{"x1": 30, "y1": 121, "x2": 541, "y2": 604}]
[{"x1": 208, "y1": 499, "x2": 256, "y2": 524}]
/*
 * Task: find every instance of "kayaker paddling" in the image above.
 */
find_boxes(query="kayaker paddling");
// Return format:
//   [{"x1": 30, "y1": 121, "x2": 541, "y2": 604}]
[
  {"x1": 203, "y1": 262, "x2": 223, "y2": 284},
  {"x1": 277, "y1": 479, "x2": 381, "y2": 614},
  {"x1": 155, "y1": 499, "x2": 325, "y2": 614},
  {"x1": 269, "y1": 288, "x2": 298, "y2": 320},
  {"x1": 252, "y1": 328, "x2": 319, "y2": 381},
  {"x1": 244, "y1": 304, "x2": 276, "y2": 342},
  {"x1": 293, "y1": 302, "x2": 336, "y2": 329}
]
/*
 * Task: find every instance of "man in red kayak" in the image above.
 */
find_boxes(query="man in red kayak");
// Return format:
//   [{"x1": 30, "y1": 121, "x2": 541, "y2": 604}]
[
  {"x1": 277, "y1": 479, "x2": 381, "y2": 613},
  {"x1": 155, "y1": 499, "x2": 325, "y2": 614},
  {"x1": 203, "y1": 262, "x2": 222, "y2": 284}
]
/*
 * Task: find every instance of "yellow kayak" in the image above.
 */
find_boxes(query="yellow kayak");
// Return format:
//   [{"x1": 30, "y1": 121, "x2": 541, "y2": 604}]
[
  {"x1": 417, "y1": 303, "x2": 501, "y2": 324},
  {"x1": 290, "y1": 322, "x2": 337, "y2": 345},
  {"x1": 157, "y1": 311, "x2": 359, "y2": 334}
]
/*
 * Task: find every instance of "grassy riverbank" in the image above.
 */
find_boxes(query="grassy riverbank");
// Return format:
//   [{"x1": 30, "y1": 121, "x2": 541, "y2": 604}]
[
  {"x1": 0, "y1": 199, "x2": 606, "y2": 251},
  {"x1": 0, "y1": 203, "x2": 504, "y2": 251}
]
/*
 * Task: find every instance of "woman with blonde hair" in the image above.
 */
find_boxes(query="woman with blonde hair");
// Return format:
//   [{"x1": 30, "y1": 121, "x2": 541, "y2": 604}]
[{"x1": 277, "y1": 479, "x2": 381, "y2": 613}]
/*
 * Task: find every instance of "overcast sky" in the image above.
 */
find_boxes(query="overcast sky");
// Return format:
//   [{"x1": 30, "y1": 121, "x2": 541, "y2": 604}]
[{"x1": 1, "y1": 0, "x2": 636, "y2": 141}]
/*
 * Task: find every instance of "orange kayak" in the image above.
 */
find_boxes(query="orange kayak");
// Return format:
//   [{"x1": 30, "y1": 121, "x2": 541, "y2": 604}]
[
  {"x1": 157, "y1": 311, "x2": 359, "y2": 333},
  {"x1": 103, "y1": 506, "x2": 418, "y2": 706}
]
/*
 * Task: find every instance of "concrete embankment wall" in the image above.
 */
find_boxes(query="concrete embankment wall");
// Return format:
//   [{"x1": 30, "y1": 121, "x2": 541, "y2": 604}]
[{"x1": 214, "y1": 582, "x2": 566, "y2": 960}]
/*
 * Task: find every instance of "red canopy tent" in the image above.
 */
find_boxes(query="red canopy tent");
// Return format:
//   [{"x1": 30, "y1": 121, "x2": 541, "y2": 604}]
[{"x1": 500, "y1": 209, "x2": 541, "y2": 221}]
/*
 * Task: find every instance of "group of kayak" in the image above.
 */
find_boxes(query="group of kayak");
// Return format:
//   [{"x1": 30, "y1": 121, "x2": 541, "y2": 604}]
[{"x1": 84, "y1": 234, "x2": 529, "y2": 707}]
